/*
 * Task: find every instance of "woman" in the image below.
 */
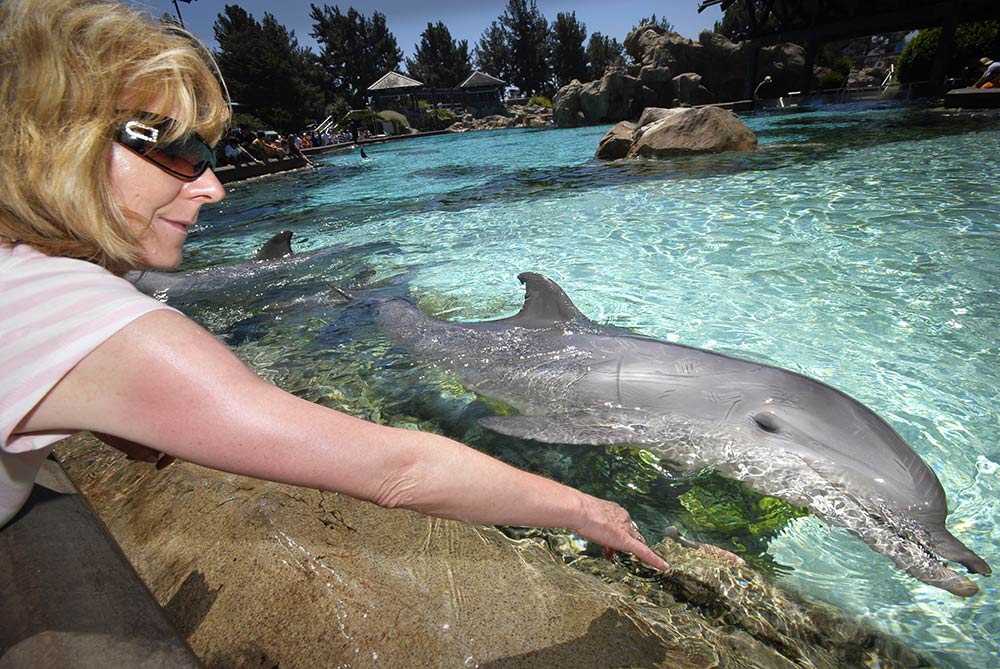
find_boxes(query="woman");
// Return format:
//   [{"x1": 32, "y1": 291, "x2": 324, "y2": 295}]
[{"x1": 0, "y1": 0, "x2": 667, "y2": 572}]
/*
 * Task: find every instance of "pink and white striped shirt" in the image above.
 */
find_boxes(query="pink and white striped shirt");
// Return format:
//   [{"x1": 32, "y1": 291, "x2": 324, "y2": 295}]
[{"x1": 0, "y1": 243, "x2": 175, "y2": 523}]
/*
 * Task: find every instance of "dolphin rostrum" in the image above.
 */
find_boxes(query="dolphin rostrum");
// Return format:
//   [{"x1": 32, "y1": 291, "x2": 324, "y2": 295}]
[{"x1": 376, "y1": 272, "x2": 990, "y2": 596}]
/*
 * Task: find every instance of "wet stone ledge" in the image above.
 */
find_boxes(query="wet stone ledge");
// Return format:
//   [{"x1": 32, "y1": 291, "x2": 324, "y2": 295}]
[{"x1": 53, "y1": 433, "x2": 928, "y2": 669}]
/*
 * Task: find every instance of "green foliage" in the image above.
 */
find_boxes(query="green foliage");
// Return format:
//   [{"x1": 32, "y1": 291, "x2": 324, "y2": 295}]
[
  {"x1": 678, "y1": 477, "x2": 809, "y2": 537},
  {"x1": 309, "y1": 4, "x2": 403, "y2": 108},
  {"x1": 585, "y1": 32, "x2": 624, "y2": 81},
  {"x1": 632, "y1": 14, "x2": 675, "y2": 33},
  {"x1": 816, "y1": 49, "x2": 852, "y2": 89},
  {"x1": 527, "y1": 95, "x2": 552, "y2": 108},
  {"x1": 338, "y1": 109, "x2": 380, "y2": 133},
  {"x1": 474, "y1": 20, "x2": 510, "y2": 81},
  {"x1": 898, "y1": 20, "x2": 999, "y2": 83},
  {"x1": 406, "y1": 21, "x2": 472, "y2": 88},
  {"x1": 817, "y1": 69, "x2": 847, "y2": 89},
  {"x1": 376, "y1": 109, "x2": 411, "y2": 128},
  {"x1": 500, "y1": 0, "x2": 552, "y2": 96},
  {"x1": 230, "y1": 110, "x2": 266, "y2": 131},
  {"x1": 551, "y1": 12, "x2": 588, "y2": 87},
  {"x1": 213, "y1": 5, "x2": 325, "y2": 131},
  {"x1": 427, "y1": 108, "x2": 456, "y2": 121},
  {"x1": 714, "y1": 1, "x2": 779, "y2": 41}
]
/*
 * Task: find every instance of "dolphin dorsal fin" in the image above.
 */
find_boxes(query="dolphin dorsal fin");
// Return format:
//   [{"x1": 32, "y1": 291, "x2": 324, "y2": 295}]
[{"x1": 505, "y1": 272, "x2": 590, "y2": 328}]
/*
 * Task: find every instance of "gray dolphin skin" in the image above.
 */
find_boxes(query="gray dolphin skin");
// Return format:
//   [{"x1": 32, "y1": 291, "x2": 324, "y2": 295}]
[
  {"x1": 376, "y1": 272, "x2": 991, "y2": 596},
  {"x1": 127, "y1": 230, "x2": 296, "y2": 297}
]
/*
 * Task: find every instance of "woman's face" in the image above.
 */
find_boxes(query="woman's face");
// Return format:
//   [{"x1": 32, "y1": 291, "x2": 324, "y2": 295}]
[{"x1": 109, "y1": 121, "x2": 225, "y2": 270}]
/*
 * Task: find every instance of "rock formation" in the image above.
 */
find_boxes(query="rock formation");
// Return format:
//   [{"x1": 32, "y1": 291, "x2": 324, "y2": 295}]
[
  {"x1": 448, "y1": 104, "x2": 552, "y2": 132},
  {"x1": 554, "y1": 26, "x2": 808, "y2": 127},
  {"x1": 596, "y1": 106, "x2": 758, "y2": 160}
]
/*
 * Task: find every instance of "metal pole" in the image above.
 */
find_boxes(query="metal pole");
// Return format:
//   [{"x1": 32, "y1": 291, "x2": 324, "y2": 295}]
[{"x1": 171, "y1": 0, "x2": 186, "y2": 28}]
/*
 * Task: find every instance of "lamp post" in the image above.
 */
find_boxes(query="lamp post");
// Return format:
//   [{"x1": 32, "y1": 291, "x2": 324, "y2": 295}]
[
  {"x1": 171, "y1": 0, "x2": 194, "y2": 28},
  {"x1": 753, "y1": 75, "x2": 773, "y2": 100}
]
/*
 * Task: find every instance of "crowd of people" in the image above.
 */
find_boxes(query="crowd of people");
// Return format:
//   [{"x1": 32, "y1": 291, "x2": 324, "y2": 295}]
[{"x1": 217, "y1": 124, "x2": 375, "y2": 168}]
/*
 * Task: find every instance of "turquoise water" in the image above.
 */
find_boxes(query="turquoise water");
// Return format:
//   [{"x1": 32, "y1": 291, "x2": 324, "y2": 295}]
[{"x1": 184, "y1": 102, "x2": 1000, "y2": 668}]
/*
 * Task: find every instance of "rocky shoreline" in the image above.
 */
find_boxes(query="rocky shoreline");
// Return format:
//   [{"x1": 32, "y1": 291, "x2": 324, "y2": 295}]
[{"x1": 54, "y1": 433, "x2": 928, "y2": 669}]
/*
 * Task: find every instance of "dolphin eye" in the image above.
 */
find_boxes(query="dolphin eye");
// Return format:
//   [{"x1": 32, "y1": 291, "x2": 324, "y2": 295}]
[{"x1": 752, "y1": 413, "x2": 781, "y2": 434}]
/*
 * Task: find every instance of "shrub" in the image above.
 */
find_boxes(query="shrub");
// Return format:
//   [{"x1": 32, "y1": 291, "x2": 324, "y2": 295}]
[
  {"x1": 527, "y1": 95, "x2": 553, "y2": 108},
  {"x1": 818, "y1": 68, "x2": 848, "y2": 90},
  {"x1": 376, "y1": 109, "x2": 411, "y2": 128},
  {"x1": 230, "y1": 111, "x2": 266, "y2": 132}
]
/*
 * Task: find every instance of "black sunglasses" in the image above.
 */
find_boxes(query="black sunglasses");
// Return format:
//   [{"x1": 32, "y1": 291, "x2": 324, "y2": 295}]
[{"x1": 114, "y1": 113, "x2": 216, "y2": 181}]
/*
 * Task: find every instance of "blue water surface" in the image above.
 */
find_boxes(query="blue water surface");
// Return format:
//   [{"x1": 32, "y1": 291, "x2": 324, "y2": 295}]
[{"x1": 184, "y1": 102, "x2": 1000, "y2": 668}]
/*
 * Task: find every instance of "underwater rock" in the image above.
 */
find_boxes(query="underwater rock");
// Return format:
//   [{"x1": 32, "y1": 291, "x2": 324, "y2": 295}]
[
  {"x1": 51, "y1": 433, "x2": 928, "y2": 669},
  {"x1": 597, "y1": 106, "x2": 757, "y2": 159}
]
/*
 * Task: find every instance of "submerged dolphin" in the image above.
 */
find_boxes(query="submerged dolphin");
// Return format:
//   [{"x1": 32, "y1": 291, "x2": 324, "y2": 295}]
[
  {"x1": 127, "y1": 230, "x2": 296, "y2": 298},
  {"x1": 376, "y1": 272, "x2": 990, "y2": 596}
]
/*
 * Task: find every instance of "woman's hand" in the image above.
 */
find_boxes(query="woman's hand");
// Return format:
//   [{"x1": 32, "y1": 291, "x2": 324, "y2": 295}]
[{"x1": 576, "y1": 495, "x2": 670, "y2": 571}]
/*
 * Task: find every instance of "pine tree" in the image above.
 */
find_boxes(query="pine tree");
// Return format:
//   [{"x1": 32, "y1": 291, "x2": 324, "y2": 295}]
[
  {"x1": 474, "y1": 21, "x2": 511, "y2": 81},
  {"x1": 213, "y1": 4, "x2": 324, "y2": 130},
  {"x1": 309, "y1": 4, "x2": 403, "y2": 108},
  {"x1": 551, "y1": 12, "x2": 588, "y2": 87},
  {"x1": 406, "y1": 22, "x2": 472, "y2": 88},
  {"x1": 585, "y1": 32, "x2": 624, "y2": 81},
  {"x1": 499, "y1": 0, "x2": 551, "y2": 95}
]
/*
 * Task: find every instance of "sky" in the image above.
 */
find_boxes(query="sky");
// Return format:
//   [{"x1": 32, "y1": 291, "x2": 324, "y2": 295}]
[{"x1": 131, "y1": 0, "x2": 724, "y2": 61}]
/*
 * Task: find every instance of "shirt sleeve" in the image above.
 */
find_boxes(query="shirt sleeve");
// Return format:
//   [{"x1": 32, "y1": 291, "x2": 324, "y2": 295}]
[{"x1": 0, "y1": 245, "x2": 178, "y2": 453}]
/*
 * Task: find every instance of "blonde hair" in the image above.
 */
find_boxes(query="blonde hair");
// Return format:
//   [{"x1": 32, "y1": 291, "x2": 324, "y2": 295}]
[{"x1": 0, "y1": 0, "x2": 230, "y2": 273}]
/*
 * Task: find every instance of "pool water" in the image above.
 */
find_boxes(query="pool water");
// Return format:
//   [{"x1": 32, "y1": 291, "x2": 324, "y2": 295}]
[{"x1": 181, "y1": 102, "x2": 1000, "y2": 668}]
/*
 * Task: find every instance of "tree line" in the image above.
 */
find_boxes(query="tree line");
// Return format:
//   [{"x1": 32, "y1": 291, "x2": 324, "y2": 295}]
[{"x1": 209, "y1": 0, "x2": 674, "y2": 131}]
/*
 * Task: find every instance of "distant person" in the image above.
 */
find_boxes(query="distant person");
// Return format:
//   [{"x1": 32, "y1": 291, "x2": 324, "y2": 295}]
[
  {"x1": 249, "y1": 131, "x2": 269, "y2": 162},
  {"x1": 974, "y1": 57, "x2": 1000, "y2": 88},
  {"x1": 0, "y1": 0, "x2": 665, "y2": 579}
]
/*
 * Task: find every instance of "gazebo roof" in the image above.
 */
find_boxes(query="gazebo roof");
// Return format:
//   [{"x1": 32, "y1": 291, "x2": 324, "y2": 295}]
[
  {"x1": 459, "y1": 71, "x2": 505, "y2": 88},
  {"x1": 368, "y1": 71, "x2": 424, "y2": 92}
]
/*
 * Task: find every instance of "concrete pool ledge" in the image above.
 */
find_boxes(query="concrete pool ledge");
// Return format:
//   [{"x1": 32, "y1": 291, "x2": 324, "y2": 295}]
[{"x1": 0, "y1": 458, "x2": 202, "y2": 668}]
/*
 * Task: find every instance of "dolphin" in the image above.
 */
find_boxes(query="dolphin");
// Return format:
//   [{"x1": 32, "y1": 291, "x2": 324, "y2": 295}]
[
  {"x1": 253, "y1": 230, "x2": 294, "y2": 261},
  {"x1": 375, "y1": 272, "x2": 991, "y2": 596},
  {"x1": 127, "y1": 230, "x2": 297, "y2": 298}
]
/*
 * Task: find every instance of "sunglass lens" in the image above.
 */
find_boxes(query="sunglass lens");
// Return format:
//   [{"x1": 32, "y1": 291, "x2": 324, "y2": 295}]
[{"x1": 118, "y1": 117, "x2": 215, "y2": 180}]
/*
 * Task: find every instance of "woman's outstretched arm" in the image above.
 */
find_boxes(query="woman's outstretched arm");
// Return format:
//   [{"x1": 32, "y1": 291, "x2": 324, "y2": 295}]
[{"x1": 19, "y1": 310, "x2": 668, "y2": 570}]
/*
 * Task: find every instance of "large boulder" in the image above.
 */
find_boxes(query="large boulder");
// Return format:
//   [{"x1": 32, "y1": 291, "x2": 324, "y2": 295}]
[
  {"x1": 594, "y1": 121, "x2": 636, "y2": 159},
  {"x1": 553, "y1": 68, "x2": 647, "y2": 128},
  {"x1": 673, "y1": 73, "x2": 716, "y2": 106},
  {"x1": 596, "y1": 106, "x2": 757, "y2": 159}
]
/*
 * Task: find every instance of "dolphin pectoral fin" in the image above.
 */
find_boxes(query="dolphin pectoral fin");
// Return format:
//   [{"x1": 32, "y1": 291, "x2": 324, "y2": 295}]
[{"x1": 478, "y1": 412, "x2": 652, "y2": 446}]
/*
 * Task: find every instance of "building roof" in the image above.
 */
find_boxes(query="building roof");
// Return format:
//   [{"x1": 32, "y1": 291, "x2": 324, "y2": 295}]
[
  {"x1": 459, "y1": 71, "x2": 505, "y2": 88},
  {"x1": 368, "y1": 71, "x2": 424, "y2": 92}
]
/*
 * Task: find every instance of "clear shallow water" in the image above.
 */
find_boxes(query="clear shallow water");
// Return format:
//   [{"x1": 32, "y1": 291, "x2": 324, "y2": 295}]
[{"x1": 182, "y1": 102, "x2": 1000, "y2": 668}]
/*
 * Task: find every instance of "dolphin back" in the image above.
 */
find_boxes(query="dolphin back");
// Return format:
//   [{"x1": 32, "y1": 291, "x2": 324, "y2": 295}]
[{"x1": 254, "y1": 230, "x2": 294, "y2": 261}]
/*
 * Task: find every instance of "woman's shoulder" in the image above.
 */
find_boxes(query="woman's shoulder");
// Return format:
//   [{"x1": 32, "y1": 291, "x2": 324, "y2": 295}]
[{"x1": 0, "y1": 243, "x2": 174, "y2": 320}]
